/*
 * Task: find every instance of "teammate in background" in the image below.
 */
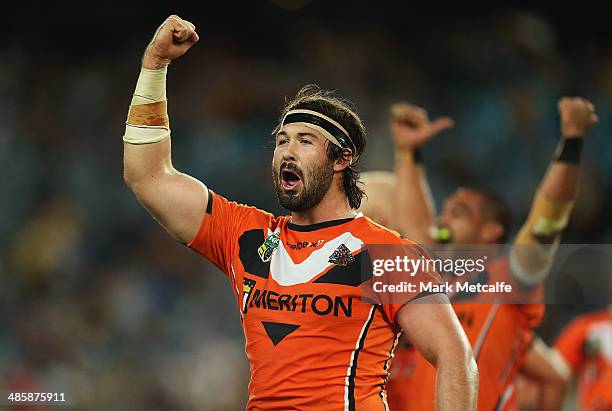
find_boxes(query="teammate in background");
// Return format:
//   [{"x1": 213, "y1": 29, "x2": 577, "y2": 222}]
[
  {"x1": 517, "y1": 336, "x2": 572, "y2": 411},
  {"x1": 123, "y1": 16, "x2": 477, "y2": 411},
  {"x1": 550, "y1": 306, "x2": 612, "y2": 410},
  {"x1": 361, "y1": 98, "x2": 597, "y2": 410}
]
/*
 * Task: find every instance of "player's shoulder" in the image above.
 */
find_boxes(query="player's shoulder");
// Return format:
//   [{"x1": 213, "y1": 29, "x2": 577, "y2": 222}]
[
  {"x1": 354, "y1": 215, "x2": 416, "y2": 245},
  {"x1": 209, "y1": 190, "x2": 283, "y2": 227}
]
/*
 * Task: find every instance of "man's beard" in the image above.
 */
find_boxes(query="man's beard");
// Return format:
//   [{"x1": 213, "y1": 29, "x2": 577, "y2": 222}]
[{"x1": 272, "y1": 159, "x2": 335, "y2": 212}]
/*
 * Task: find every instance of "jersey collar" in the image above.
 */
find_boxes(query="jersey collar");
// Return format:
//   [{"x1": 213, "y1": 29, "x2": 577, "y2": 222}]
[{"x1": 287, "y1": 213, "x2": 362, "y2": 232}]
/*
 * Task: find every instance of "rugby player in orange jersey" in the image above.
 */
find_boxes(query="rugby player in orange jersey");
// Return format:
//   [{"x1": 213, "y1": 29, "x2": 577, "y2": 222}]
[
  {"x1": 548, "y1": 306, "x2": 612, "y2": 410},
  {"x1": 361, "y1": 97, "x2": 597, "y2": 410},
  {"x1": 122, "y1": 15, "x2": 478, "y2": 411}
]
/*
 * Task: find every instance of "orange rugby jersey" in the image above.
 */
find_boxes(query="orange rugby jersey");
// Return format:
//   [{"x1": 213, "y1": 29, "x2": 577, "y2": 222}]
[
  {"x1": 385, "y1": 341, "x2": 417, "y2": 411},
  {"x1": 555, "y1": 310, "x2": 612, "y2": 411},
  {"x1": 388, "y1": 257, "x2": 545, "y2": 411},
  {"x1": 188, "y1": 191, "x2": 439, "y2": 411}
]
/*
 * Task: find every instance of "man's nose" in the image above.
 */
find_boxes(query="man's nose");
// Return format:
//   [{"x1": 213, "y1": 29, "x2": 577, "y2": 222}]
[{"x1": 282, "y1": 139, "x2": 299, "y2": 162}]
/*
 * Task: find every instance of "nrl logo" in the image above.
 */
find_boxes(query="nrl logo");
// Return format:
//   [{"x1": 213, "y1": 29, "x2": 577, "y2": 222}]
[{"x1": 258, "y1": 233, "x2": 280, "y2": 262}]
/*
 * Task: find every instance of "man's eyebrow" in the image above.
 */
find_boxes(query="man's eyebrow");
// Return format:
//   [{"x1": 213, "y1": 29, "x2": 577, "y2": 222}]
[
  {"x1": 297, "y1": 132, "x2": 320, "y2": 139},
  {"x1": 276, "y1": 131, "x2": 320, "y2": 139}
]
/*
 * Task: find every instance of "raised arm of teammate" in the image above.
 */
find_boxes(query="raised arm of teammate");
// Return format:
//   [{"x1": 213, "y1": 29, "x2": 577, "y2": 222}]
[
  {"x1": 123, "y1": 16, "x2": 208, "y2": 244},
  {"x1": 510, "y1": 98, "x2": 598, "y2": 286},
  {"x1": 388, "y1": 102, "x2": 453, "y2": 243},
  {"x1": 397, "y1": 293, "x2": 479, "y2": 411},
  {"x1": 519, "y1": 337, "x2": 571, "y2": 411}
]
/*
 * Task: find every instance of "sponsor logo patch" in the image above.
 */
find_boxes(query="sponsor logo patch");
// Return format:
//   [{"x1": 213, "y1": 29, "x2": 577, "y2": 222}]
[{"x1": 241, "y1": 277, "x2": 352, "y2": 318}]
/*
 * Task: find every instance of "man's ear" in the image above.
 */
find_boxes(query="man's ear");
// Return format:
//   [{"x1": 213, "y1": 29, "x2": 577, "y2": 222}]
[
  {"x1": 333, "y1": 148, "x2": 353, "y2": 172},
  {"x1": 481, "y1": 221, "x2": 504, "y2": 243}
]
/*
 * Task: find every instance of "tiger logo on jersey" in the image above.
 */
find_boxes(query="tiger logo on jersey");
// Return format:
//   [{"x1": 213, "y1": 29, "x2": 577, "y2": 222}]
[{"x1": 328, "y1": 244, "x2": 354, "y2": 267}]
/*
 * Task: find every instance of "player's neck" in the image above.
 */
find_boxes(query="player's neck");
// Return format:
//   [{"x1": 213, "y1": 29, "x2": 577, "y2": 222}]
[{"x1": 290, "y1": 186, "x2": 355, "y2": 226}]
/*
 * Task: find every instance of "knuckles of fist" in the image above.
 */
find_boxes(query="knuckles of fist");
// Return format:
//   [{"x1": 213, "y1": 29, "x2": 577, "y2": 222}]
[{"x1": 145, "y1": 15, "x2": 198, "y2": 63}]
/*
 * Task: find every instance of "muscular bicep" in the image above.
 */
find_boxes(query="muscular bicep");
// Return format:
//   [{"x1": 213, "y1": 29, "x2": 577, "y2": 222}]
[
  {"x1": 124, "y1": 138, "x2": 208, "y2": 244},
  {"x1": 397, "y1": 293, "x2": 470, "y2": 365},
  {"x1": 135, "y1": 170, "x2": 208, "y2": 244}
]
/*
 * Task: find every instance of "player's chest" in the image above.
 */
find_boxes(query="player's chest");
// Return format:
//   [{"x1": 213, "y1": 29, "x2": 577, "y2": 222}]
[
  {"x1": 240, "y1": 275, "x2": 363, "y2": 322},
  {"x1": 232, "y1": 228, "x2": 370, "y2": 324},
  {"x1": 234, "y1": 227, "x2": 367, "y2": 285},
  {"x1": 238, "y1": 275, "x2": 376, "y2": 349}
]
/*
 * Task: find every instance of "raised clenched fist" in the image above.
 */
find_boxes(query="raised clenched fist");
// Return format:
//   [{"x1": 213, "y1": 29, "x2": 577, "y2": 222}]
[
  {"x1": 558, "y1": 97, "x2": 598, "y2": 138},
  {"x1": 389, "y1": 102, "x2": 454, "y2": 150},
  {"x1": 142, "y1": 15, "x2": 199, "y2": 69}
]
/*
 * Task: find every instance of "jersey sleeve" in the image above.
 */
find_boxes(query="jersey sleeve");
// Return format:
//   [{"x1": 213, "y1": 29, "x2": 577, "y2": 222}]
[
  {"x1": 555, "y1": 316, "x2": 588, "y2": 373},
  {"x1": 365, "y1": 239, "x2": 443, "y2": 324},
  {"x1": 187, "y1": 190, "x2": 272, "y2": 276}
]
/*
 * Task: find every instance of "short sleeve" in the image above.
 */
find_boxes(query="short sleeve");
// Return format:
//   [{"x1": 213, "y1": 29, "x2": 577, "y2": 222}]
[
  {"x1": 555, "y1": 317, "x2": 588, "y2": 373},
  {"x1": 363, "y1": 240, "x2": 443, "y2": 324},
  {"x1": 187, "y1": 191, "x2": 272, "y2": 275}
]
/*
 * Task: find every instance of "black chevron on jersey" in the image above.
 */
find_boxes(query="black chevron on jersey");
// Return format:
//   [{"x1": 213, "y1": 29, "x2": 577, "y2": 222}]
[
  {"x1": 262, "y1": 321, "x2": 301, "y2": 346},
  {"x1": 239, "y1": 229, "x2": 271, "y2": 278},
  {"x1": 314, "y1": 250, "x2": 373, "y2": 286}
]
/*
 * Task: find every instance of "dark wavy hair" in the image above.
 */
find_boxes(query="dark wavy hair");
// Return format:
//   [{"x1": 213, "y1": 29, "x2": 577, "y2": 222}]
[{"x1": 273, "y1": 85, "x2": 367, "y2": 209}]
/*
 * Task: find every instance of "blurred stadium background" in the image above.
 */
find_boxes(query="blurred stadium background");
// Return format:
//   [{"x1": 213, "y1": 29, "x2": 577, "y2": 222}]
[{"x1": 1, "y1": 1, "x2": 611, "y2": 409}]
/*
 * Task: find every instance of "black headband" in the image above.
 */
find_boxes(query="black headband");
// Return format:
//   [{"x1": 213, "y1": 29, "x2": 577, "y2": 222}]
[{"x1": 282, "y1": 110, "x2": 357, "y2": 161}]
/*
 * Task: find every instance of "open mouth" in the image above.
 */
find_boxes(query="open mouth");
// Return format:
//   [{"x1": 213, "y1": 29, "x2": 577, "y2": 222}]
[{"x1": 281, "y1": 168, "x2": 302, "y2": 191}]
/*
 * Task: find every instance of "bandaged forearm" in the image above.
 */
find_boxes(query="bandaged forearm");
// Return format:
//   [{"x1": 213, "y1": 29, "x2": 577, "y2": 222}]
[
  {"x1": 517, "y1": 191, "x2": 574, "y2": 244},
  {"x1": 511, "y1": 180, "x2": 576, "y2": 286},
  {"x1": 123, "y1": 66, "x2": 170, "y2": 144},
  {"x1": 509, "y1": 240, "x2": 558, "y2": 286}
]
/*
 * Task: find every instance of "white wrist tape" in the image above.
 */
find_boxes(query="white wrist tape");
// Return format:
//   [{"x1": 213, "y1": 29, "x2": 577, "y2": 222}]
[
  {"x1": 124, "y1": 66, "x2": 170, "y2": 144},
  {"x1": 123, "y1": 125, "x2": 171, "y2": 144},
  {"x1": 132, "y1": 66, "x2": 167, "y2": 104}
]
